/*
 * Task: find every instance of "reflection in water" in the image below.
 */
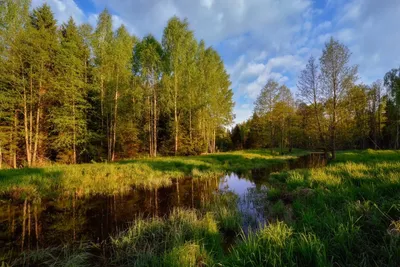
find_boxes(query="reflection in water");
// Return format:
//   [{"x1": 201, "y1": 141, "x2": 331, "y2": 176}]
[{"x1": 0, "y1": 153, "x2": 326, "y2": 257}]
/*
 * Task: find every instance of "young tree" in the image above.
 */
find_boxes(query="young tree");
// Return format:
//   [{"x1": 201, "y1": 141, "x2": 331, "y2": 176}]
[
  {"x1": 203, "y1": 48, "x2": 234, "y2": 153},
  {"x1": 320, "y1": 37, "x2": 357, "y2": 159},
  {"x1": 110, "y1": 25, "x2": 134, "y2": 161},
  {"x1": 133, "y1": 35, "x2": 163, "y2": 157},
  {"x1": 93, "y1": 9, "x2": 113, "y2": 154},
  {"x1": 384, "y1": 67, "x2": 400, "y2": 149},
  {"x1": 254, "y1": 79, "x2": 281, "y2": 148},
  {"x1": 367, "y1": 81, "x2": 385, "y2": 149},
  {"x1": 297, "y1": 56, "x2": 325, "y2": 148}
]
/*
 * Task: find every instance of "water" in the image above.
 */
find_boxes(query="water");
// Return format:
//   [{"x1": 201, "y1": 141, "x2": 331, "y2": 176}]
[{"x1": 0, "y1": 154, "x2": 326, "y2": 257}]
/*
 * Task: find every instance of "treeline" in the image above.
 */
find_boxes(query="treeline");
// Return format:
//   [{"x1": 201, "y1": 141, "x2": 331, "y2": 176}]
[
  {"x1": 230, "y1": 38, "x2": 400, "y2": 158},
  {"x1": 0, "y1": 1, "x2": 234, "y2": 167}
]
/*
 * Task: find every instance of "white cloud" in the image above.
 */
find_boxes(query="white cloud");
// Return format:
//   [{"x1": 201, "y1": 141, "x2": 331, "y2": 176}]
[
  {"x1": 90, "y1": 0, "x2": 311, "y2": 46},
  {"x1": 200, "y1": 0, "x2": 214, "y2": 9},
  {"x1": 31, "y1": 0, "x2": 85, "y2": 24},
  {"x1": 334, "y1": 0, "x2": 400, "y2": 83},
  {"x1": 255, "y1": 51, "x2": 268, "y2": 62},
  {"x1": 314, "y1": 21, "x2": 331, "y2": 33},
  {"x1": 231, "y1": 52, "x2": 304, "y2": 102},
  {"x1": 31, "y1": 0, "x2": 400, "y2": 125}
]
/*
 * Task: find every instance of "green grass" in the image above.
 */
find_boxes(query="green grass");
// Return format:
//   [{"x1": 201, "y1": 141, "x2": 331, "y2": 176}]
[
  {"x1": 252, "y1": 149, "x2": 400, "y2": 267},
  {"x1": 3, "y1": 149, "x2": 399, "y2": 266},
  {"x1": 0, "y1": 149, "x2": 305, "y2": 200}
]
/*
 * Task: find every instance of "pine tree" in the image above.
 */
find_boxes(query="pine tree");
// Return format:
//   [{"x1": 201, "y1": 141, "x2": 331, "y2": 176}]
[{"x1": 50, "y1": 17, "x2": 88, "y2": 163}]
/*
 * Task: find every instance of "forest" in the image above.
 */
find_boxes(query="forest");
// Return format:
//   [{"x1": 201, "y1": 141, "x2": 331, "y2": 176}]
[
  {"x1": 230, "y1": 42, "x2": 400, "y2": 158},
  {"x1": 0, "y1": 1, "x2": 399, "y2": 267},
  {"x1": 0, "y1": 1, "x2": 234, "y2": 168}
]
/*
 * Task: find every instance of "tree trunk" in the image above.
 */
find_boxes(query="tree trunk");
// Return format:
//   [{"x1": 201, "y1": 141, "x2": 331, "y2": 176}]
[
  {"x1": 72, "y1": 99, "x2": 77, "y2": 164},
  {"x1": 174, "y1": 73, "x2": 178, "y2": 155},
  {"x1": 153, "y1": 84, "x2": 157, "y2": 157},
  {"x1": 396, "y1": 112, "x2": 400, "y2": 150},
  {"x1": 213, "y1": 128, "x2": 216, "y2": 153},
  {"x1": 313, "y1": 96, "x2": 325, "y2": 147},
  {"x1": 148, "y1": 96, "x2": 152, "y2": 157},
  {"x1": 100, "y1": 76, "x2": 104, "y2": 133},
  {"x1": 22, "y1": 64, "x2": 32, "y2": 167},
  {"x1": 33, "y1": 105, "x2": 40, "y2": 166},
  {"x1": 331, "y1": 91, "x2": 337, "y2": 160},
  {"x1": 0, "y1": 141, "x2": 2, "y2": 169},
  {"x1": 111, "y1": 74, "x2": 119, "y2": 162},
  {"x1": 107, "y1": 116, "x2": 111, "y2": 161},
  {"x1": 9, "y1": 116, "x2": 13, "y2": 167},
  {"x1": 189, "y1": 108, "x2": 192, "y2": 146},
  {"x1": 23, "y1": 72, "x2": 31, "y2": 167},
  {"x1": 13, "y1": 111, "x2": 17, "y2": 168}
]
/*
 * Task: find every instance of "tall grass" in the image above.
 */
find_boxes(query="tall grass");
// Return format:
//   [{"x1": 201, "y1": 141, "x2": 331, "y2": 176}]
[
  {"x1": 226, "y1": 221, "x2": 327, "y2": 267},
  {"x1": 257, "y1": 149, "x2": 400, "y2": 266},
  {"x1": 0, "y1": 149, "x2": 306, "y2": 200},
  {"x1": 108, "y1": 208, "x2": 221, "y2": 266}
]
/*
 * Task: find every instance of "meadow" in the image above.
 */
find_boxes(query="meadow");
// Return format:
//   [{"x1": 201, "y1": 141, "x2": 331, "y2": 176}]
[{"x1": 1, "y1": 149, "x2": 400, "y2": 266}]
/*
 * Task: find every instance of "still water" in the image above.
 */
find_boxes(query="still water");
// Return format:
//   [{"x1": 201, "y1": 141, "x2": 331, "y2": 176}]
[{"x1": 0, "y1": 154, "x2": 326, "y2": 256}]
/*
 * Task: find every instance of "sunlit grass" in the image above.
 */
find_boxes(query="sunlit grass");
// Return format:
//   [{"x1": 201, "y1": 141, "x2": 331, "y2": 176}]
[
  {"x1": 0, "y1": 149, "x2": 306, "y2": 200},
  {"x1": 261, "y1": 149, "x2": 400, "y2": 266}
]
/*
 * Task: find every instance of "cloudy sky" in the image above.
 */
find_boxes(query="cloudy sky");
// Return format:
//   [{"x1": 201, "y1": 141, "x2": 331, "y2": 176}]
[{"x1": 32, "y1": 0, "x2": 400, "y2": 124}]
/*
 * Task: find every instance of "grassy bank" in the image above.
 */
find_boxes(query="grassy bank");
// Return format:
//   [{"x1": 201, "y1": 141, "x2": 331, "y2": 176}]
[
  {"x1": 233, "y1": 149, "x2": 399, "y2": 266},
  {"x1": 0, "y1": 149, "x2": 305, "y2": 200}
]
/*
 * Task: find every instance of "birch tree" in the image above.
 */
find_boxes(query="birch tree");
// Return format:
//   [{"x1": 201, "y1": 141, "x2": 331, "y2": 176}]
[
  {"x1": 133, "y1": 35, "x2": 163, "y2": 157},
  {"x1": 162, "y1": 17, "x2": 195, "y2": 155}
]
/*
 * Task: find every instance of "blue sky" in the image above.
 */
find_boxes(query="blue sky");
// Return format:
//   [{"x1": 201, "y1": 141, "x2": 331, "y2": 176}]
[{"x1": 32, "y1": 0, "x2": 400, "y2": 124}]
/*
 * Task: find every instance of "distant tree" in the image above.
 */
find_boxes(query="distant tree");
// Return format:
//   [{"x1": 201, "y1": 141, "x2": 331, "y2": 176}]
[
  {"x1": 254, "y1": 79, "x2": 294, "y2": 152},
  {"x1": 320, "y1": 37, "x2": 357, "y2": 159},
  {"x1": 367, "y1": 80, "x2": 385, "y2": 149},
  {"x1": 384, "y1": 67, "x2": 400, "y2": 149}
]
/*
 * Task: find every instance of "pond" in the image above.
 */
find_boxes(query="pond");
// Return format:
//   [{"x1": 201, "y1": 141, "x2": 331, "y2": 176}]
[{"x1": 0, "y1": 153, "x2": 327, "y2": 259}]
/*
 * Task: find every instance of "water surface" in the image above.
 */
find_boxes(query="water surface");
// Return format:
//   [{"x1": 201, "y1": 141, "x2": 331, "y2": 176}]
[{"x1": 0, "y1": 153, "x2": 326, "y2": 257}]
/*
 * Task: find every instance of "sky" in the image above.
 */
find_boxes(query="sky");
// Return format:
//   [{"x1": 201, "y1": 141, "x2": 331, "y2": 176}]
[{"x1": 32, "y1": 0, "x2": 400, "y2": 125}]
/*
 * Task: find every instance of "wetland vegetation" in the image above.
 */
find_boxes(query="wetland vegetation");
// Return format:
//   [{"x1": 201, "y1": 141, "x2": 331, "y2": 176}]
[
  {"x1": 1, "y1": 149, "x2": 399, "y2": 266},
  {"x1": 1, "y1": 1, "x2": 400, "y2": 267}
]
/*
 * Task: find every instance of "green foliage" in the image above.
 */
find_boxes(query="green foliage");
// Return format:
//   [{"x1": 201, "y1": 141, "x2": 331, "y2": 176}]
[{"x1": 0, "y1": 3, "x2": 235, "y2": 167}]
